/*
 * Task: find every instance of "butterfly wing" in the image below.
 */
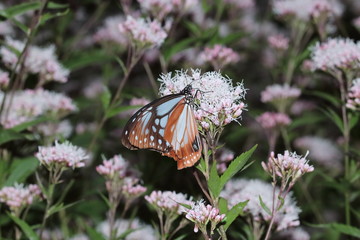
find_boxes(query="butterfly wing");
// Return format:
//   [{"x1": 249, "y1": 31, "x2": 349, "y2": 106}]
[{"x1": 121, "y1": 94, "x2": 202, "y2": 169}]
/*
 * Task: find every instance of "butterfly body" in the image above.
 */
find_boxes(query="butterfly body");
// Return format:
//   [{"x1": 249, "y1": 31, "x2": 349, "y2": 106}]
[{"x1": 121, "y1": 85, "x2": 202, "y2": 169}]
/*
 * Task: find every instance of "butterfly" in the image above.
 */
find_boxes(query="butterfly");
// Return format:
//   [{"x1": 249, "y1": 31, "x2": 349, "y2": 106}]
[{"x1": 121, "y1": 85, "x2": 202, "y2": 169}]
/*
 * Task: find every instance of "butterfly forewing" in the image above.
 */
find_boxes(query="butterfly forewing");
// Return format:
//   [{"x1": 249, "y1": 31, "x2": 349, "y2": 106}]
[{"x1": 121, "y1": 85, "x2": 202, "y2": 169}]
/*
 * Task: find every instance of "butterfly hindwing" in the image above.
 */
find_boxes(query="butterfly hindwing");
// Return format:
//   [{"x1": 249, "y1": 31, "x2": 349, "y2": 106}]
[{"x1": 121, "y1": 85, "x2": 202, "y2": 169}]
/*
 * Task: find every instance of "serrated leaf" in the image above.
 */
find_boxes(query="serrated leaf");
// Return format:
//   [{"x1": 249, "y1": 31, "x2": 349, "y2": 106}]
[
  {"x1": 100, "y1": 86, "x2": 111, "y2": 110},
  {"x1": 218, "y1": 197, "x2": 228, "y2": 214},
  {"x1": 0, "y1": 2, "x2": 41, "y2": 18},
  {"x1": 259, "y1": 195, "x2": 271, "y2": 216},
  {"x1": 224, "y1": 200, "x2": 248, "y2": 231},
  {"x1": 4, "y1": 157, "x2": 39, "y2": 186},
  {"x1": 0, "y1": 129, "x2": 25, "y2": 145},
  {"x1": 219, "y1": 145, "x2": 257, "y2": 192},
  {"x1": 8, "y1": 213, "x2": 39, "y2": 240},
  {"x1": 208, "y1": 162, "x2": 221, "y2": 198}
]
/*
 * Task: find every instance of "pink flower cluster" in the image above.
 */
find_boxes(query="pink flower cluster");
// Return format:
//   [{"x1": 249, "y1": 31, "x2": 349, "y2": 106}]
[
  {"x1": 216, "y1": 147, "x2": 235, "y2": 173},
  {"x1": 272, "y1": 0, "x2": 343, "y2": 21},
  {"x1": 262, "y1": 151, "x2": 314, "y2": 183},
  {"x1": 93, "y1": 15, "x2": 128, "y2": 45},
  {"x1": 224, "y1": 0, "x2": 255, "y2": 9},
  {"x1": 118, "y1": 16, "x2": 167, "y2": 49},
  {"x1": 346, "y1": 78, "x2": 360, "y2": 110},
  {"x1": 138, "y1": 0, "x2": 198, "y2": 20},
  {"x1": 353, "y1": 17, "x2": 360, "y2": 30},
  {"x1": 0, "y1": 69, "x2": 9, "y2": 89},
  {"x1": 221, "y1": 179, "x2": 301, "y2": 231},
  {"x1": 35, "y1": 141, "x2": 88, "y2": 169},
  {"x1": 261, "y1": 84, "x2": 301, "y2": 104},
  {"x1": 122, "y1": 178, "x2": 147, "y2": 198},
  {"x1": 0, "y1": 37, "x2": 69, "y2": 83},
  {"x1": 145, "y1": 190, "x2": 192, "y2": 214},
  {"x1": 311, "y1": 38, "x2": 360, "y2": 72},
  {"x1": 35, "y1": 120, "x2": 73, "y2": 139},
  {"x1": 158, "y1": 69, "x2": 246, "y2": 130},
  {"x1": 183, "y1": 200, "x2": 225, "y2": 233},
  {"x1": 256, "y1": 112, "x2": 291, "y2": 129},
  {"x1": 0, "y1": 89, "x2": 77, "y2": 128},
  {"x1": 200, "y1": 44, "x2": 241, "y2": 69},
  {"x1": 267, "y1": 34, "x2": 289, "y2": 51},
  {"x1": 0, "y1": 183, "x2": 41, "y2": 213},
  {"x1": 96, "y1": 154, "x2": 129, "y2": 180},
  {"x1": 0, "y1": 4, "x2": 13, "y2": 36}
]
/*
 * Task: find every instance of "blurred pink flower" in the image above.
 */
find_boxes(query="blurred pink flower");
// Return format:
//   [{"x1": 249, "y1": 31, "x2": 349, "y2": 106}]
[
  {"x1": 183, "y1": 200, "x2": 225, "y2": 233},
  {"x1": 277, "y1": 227, "x2": 310, "y2": 240},
  {"x1": 145, "y1": 190, "x2": 192, "y2": 214},
  {"x1": 294, "y1": 136, "x2": 342, "y2": 171},
  {"x1": 0, "y1": 37, "x2": 69, "y2": 83},
  {"x1": 272, "y1": 0, "x2": 343, "y2": 21},
  {"x1": 261, "y1": 84, "x2": 301, "y2": 112},
  {"x1": 346, "y1": 78, "x2": 360, "y2": 110},
  {"x1": 122, "y1": 177, "x2": 147, "y2": 198},
  {"x1": 0, "y1": 4, "x2": 13, "y2": 36},
  {"x1": 119, "y1": 16, "x2": 167, "y2": 49},
  {"x1": 94, "y1": 15, "x2": 127, "y2": 45},
  {"x1": 225, "y1": 0, "x2": 255, "y2": 9},
  {"x1": 96, "y1": 154, "x2": 129, "y2": 180},
  {"x1": 83, "y1": 80, "x2": 105, "y2": 99},
  {"x1": 0, "y1": 183, "x2": 41, "y2": 214},
  {"x1": 0, "y1": 69, "x2": 9, "y2": 89},
  {"x1": 0, "y1": 89, "x2": 77, "y2": 128},
  {"x1": 221, "y1": 179, "x2": 301, "y2": 231},
  {"x1": 200, "y1": 44, "x2": 241, "y2": 69},
  {"x1": 256, "y1": 112, "x2": 291, "y2": 129},
  {"x1": 215, "y1": 147, "x2": 235, "y2": 173},
  {"x1": 35, "y1": 141, "x2": 88, "y2": 169},
  {"x1": 267, "y1": 34, "x2": 289, "y2": 51},
  {"x1": 311, "y1": 38, "x2": 360, "y2": 72},
  {"x1": 220, "y1": 179, "x2": 301, "y2": 231},
  {"x1": 159, "y1": 69, "x2": 246, "y2": 131},
  {"x1": 353, "y1": 17, "x2": 360, "y2": 30},
  {"x1": 290, "y1": 100, "x2": 316, "y2": 115},
  {"x1": 35, "y1": 120, "x2": 73, "y2": 139}
]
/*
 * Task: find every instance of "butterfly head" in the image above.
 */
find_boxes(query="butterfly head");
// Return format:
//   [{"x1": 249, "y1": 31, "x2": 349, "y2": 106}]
[{"x1": 181, "y1": 84, "x2": 195, "y2": 105}]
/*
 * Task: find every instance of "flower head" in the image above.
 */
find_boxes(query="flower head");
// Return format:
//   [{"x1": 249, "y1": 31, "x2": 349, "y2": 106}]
[
  {"x1": 225, "y1": 0, "x2": 255, "y2": 9},
  {"x1": 267, "y1": 34, "x2": 289, "y2": 51},
  {"x1": 122, "y1": 177, "x2": 147, "y2": 199},
  {"x1": 346, "y1": 78, "x2": 360, "y2": 111},
  {"x1": 138, "y1": 0, "x2": 197, "y2": 20},
  {"x1": 215, "y1": 147, "x2": 235, "y2": 173},
  {"x1": 119, "y1": 16, "x2": 167, "y2": 49},
  {"x1": 262, "y1": 150, "x2": 314, "y2": 184},
  {"x1": 261, "y1": 84, "x2": 301, "y2": 112},
  {"x1": 35, "y1": 141, "x2": 88, "y2": 170},
  {"x1": 256, "y1": 112, "x2": 291, "y2": 129},
  {"x1": 94, "y1": 15, "x2": 127, "y2": 45},
  {"x1": 183, "y1": 200, "x2": 225, "y2": 233},
  {"x1": 35, "y1": 120, "x2": 73, "y2": 139},
  {"x1": 310, "y1": 38, "x2": 360, "y2": 73},
  {"x1": 200, "y1": 44, "x2": 241, "y2": 69},
  {"x1": 221, "y1": 179, "x2": 301, "y2": 231},
  {"x1": 158, "y1": 69, "x2": 246, "y2": 134},
  {"x1": 145, "y1": 190, "x2": 192, "y2": 215},
  {"x1": 0, "y1": 37, "x2": 69, "y2": 83},
  {"x1": 96, "y1": 154, "x2": 129, "y2": 180},
  {"x1": 0, "y1": 183, "x2": 41, "y2": 214},
  {"x1": 272, "y1": 0, "x2": 343, "y2": 21}
]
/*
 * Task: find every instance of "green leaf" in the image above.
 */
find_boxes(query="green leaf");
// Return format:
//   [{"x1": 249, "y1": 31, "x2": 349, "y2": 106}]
[
  {"x1": 47, "y1": 201, "x2": 79, "y2": 218},
  {"x1": 308, "y1": 223, "x2": 360, "y2": 238},
  {"x1": 219, "y1": 145, "x2": 257, "y2": 192},
  {"x1": 208, "y1": 162, "x2": 221, "y2": 199},
  {"x1": 320, "y1": 108, "x2": 343, "y2": 133},
  {"x1": 183, "y1": 21, "x2": 202, "y2": 36},
  {"x1": 308, "y1": 90, "x2": 341, "y2": 107},
  {"x1": 196, "y1": 157, "x2": 206, "y2": 173},
  {"x1": 63, "y1": 50, "x2": 113, "y2": 70},
  {"x1": 11, "y1": 115, "x2": 49, "y2": 132},
  {"x1": 8, "y1": 213, "x2": 39, "y2": 240},
  {"x1": 0, "y1": 129, "x2": 25, "y2": 145},
  {"x1": 4, "y1": 157, "x2": 39, "y2": 186},
  {"x1": 0, "y1": 1, "x2": 41, "y2": 18},
  {"x1": 163, "y1": 38, "x2": 197, "y2": 62},
  {"x1": 276, "y1": 196, "x2": 285, "y2": 211},
  {"x1": 349, "y1": 113, "x2": 359, "y2": 130},
  {"x1": 39, "y1": 8, "x2": 69, "y2": 25},
  {"x1": 259, "y1": 195, "x2": 271, "y2": 216},
  {"x1": 223, "y1": 200, "x2": 248, "y2": 231},
  {"x1": 84, "y1": 223, "x2": 106, "y2": 240},
  {"x1": 48, "y1": 2, "x2": 69, "y2": 9},
  {"x1": 100, "y1": 86, "x2": 111, "y2": 110},
  {"x1": 218, "y1": 197, "x2": 228, "y2": 214},
  {"x1": 213, "y1": 32, "x2": 245, "y2": 45}
]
